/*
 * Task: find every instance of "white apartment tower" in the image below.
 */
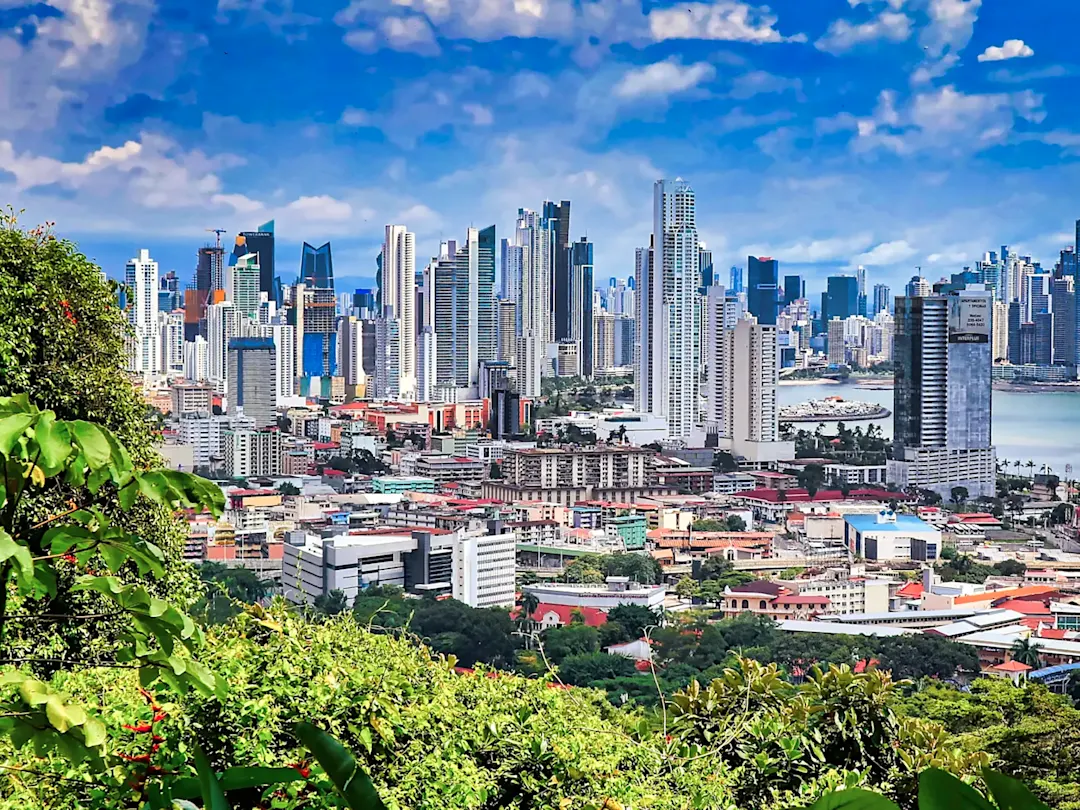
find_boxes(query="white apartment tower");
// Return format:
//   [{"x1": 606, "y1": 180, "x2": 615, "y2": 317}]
[
  {"x1": 380, "y1": 226, "x2": 417, "y2": 401},
  {"x1": 125, "y1": 249, "x2": 160, "y2": 375},
  {"x1": 514, "y1": 209, "x2": 554, "y2": 397},
  {"x1": 643, "y1": 179, "x2": 701, "y2": 440}
]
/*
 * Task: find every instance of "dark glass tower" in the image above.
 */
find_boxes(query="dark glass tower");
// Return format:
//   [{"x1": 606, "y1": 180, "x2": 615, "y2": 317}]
[
  {"x1": 824, "y1": 275, "x2": 859, "y2": 323},
  {"x1": 747, "y1": 256, "x2": 779, "y2": 325},
  {"x1": 698, "y1": 247, "x2": 714, "y2": 289},
  {"x1": 783, "y1": 274, "x2": 804, "y2": 305},
  {"x1": 545, "y1": 200, "x2": 572, "y2": 341},
  {"x1": 232, "y1": 220, "x2": 276, "y2": 303},
  {"x1": 571, "y1": 236, "x2": 594, "y2": 378},
  {"x1": 300, "y1": 242, "x2": 334, "y2": 290}
]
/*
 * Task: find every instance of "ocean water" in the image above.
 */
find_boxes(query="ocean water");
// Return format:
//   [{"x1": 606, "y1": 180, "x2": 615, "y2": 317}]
[{"x1": 777, "y1": 382, "x2": 1080, "y2": 477}]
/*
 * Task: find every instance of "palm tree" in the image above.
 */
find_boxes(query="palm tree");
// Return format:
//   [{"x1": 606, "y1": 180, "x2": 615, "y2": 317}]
[
  {"x1": 516, "y1": 590, "x2": 541, "y2": 648},
  {"x1": 1026, "y1": 460, "x2": 1036, "y2": 481},
  {"x1": 1010, "y1": 637, "x2": 1042, "y2": 669},
  {"x1": 1013, "y1": 459, "x2": 1022, "y2": 477}
]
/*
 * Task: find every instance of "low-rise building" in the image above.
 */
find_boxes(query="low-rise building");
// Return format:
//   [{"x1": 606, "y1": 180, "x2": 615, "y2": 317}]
[
  {"x1": 843, "y1": 510, "x2": 940, "y2": 561},
  {"x1": 372, "y1": 476, "x2": 437, "y2": 494},
  {"x1": 522, "y1": 577, "x2": 666, "y2": 612},
  {"x1": 722, "y1": 580, "x2": 831, "y2": 621}
]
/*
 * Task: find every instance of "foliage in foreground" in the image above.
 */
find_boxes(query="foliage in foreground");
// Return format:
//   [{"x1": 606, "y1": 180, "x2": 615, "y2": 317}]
[{"x1": 1, "y1": 605, "x2": 995, "y2": 810}]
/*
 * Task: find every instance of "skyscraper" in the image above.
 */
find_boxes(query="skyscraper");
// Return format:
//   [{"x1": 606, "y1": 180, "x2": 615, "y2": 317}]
[
  {"x1": 782, "y1": 275, "x2": 804, "y2": 306},
  {"x1": 432, "y1": 225, "x2": 497, "y2": 396},
  {"x1": 545, "y1": 200, "x2": 572, "y2": 342},
  {"x1": 698, "y1": 245, "x2": 714, "y2": 289},
  {"x1": 729, "y1": 266, "x2": 744, "y2": 294},
  {"x1": 379, "y1": 225, "x2": 417, "y2": 401},
  {"x1": 232, "y1": 221, "x2": 276, "y2": 304},
  {"x1": 570, "y1": 236, "x2": 594, "y2": 378},
  {"x1": 514, "y1": 208, "x2": 555, "y2": 397},
  {"x1": 642, "y1": 179, "x2": 701, "y2": 439},
  {"x1": 905, "y1": 276, "x2": 931, "y2": 297},
  {"x1": 227, "y1": 337, "x2": 276, "y2": 429},
  {"x1": 300, "y1": 242, "x2": 334, "y2": 290},
  {"x1": 873, "y1": 284, "x2": 891, "y2": 316},
  {"x1": 856, "y1": 265, "x2": 867, "y2": 316},
  {"x1": 747, "y1": 256, "x2": 779, "y2": 326},
  {"x1": 824, "y1": 275, "x2": 859, "y2": 324},
  {"x1": 635, "y1": 240, "x2": 654, "y2": 414},
  {"x1": 703, "y1": 288, "x2": 793, "y2": 463},
  {"x1": 889, "y1": 287, "x2": 995, "y2": 498},
  {"x1": 126, "y1": 249, "x2": 160, "y2": 375},
  {"x1": 1051, "y1": 276, "x2": 1076, "y2": 365},
  {"x1": 497, "y1": 299, "x2": 517, "y2": 364},
  {"x1": 227, "y1": 253, "x2": 261, "y2": 321}
]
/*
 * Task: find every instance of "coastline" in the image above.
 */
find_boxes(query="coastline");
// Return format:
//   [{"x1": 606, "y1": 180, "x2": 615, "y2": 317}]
[{"x1": 778, "y1": 378, "x2": 842, "y2": 386}]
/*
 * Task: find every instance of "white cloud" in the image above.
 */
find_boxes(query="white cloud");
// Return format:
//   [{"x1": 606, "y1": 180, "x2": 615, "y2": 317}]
[
  {"x1": 340, "y1": 107, "x2": 370, "y2": 126},
  {"x1": 740, "y1": 233, "x2": 875, "y2": 263},
  {"x1": 914, "y1": 0, "x2": 981, "y2": 82},
  {"x1": 614, "y1": 60, "x2": 716, "y2": 99},
  {"x1": 815, "y1": 11, "x2": 912, "y2": 54},
  {"x1": 825, "y1": 85, "x2": 1045, "y2": 156},
  {"x1": 854, "y1": 239, "x2": 918, "y2": 266},
  {"x1": 463, "y1": 103, "x2": 495, "y2": 125},
  {"x1": 649, "y1": 1, "x2": 806, "y2": 44},
  {"x1": 729, "y1": 70, "x2": 802, "y2": 99},
  {"x1": 344, "y1": 14, "x2": 440, "y2": 53},
  {"x1": 978, "y1": 39, "x2": 1034, "y2": 62},
  {"x1": 715, "y1": 107, "x2": 794, "y2": 133},
  {"x1": 283, "y1": 195, "x2": 354, "y2": 221}
]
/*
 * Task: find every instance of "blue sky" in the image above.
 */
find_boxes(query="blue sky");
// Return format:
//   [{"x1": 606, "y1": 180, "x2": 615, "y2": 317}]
[{"x1": 3, "y1": 0, "x2": 1079, "y2": 297}]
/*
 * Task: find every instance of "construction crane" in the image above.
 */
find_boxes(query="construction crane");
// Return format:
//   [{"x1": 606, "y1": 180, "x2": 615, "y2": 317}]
[{"x1": 206, "y1": 228, "x2": 227, "y2": 249}]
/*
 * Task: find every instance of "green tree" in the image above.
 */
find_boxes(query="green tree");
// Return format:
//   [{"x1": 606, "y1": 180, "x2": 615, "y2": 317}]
[
  {"x1": 196, "y1": 561, "x2": 272, "y2": 624},
  {"x1": 556, "y1": 651, "x2": 637, "y2": 686},
  {"x1": 993, "y1": 559, "x2": 1026, "y2": 577},
  {"x1": 692, "y1": 518, "x2": 726, "y2": 532},
  {"x1": 313, "y1": 589, "x2": 349, "y2": 617},
  {"x1": 674, "y1": 575, "x2": 698, "y2": 599},
  {"x1": 277, "y1": 481, "x2": 301, "y2": 496},
  {"x1": 489, "y1": 460, "x2": 504, "y2": 479},
  {"x1": 951, "y1": 486, "x2": 969, "y2": 507},
  {"x1": 1010, "y1": 637, "x2": 1042, "y2": 669},
  {"x1": 712, "y1": 450, "x2": 738, "y2": 473},
  {"x1": 543, "y1": 623, "x2": 600, "y2": 663},
  {"x1": 564, "y1": 554, "x2": 605, "y2": 584},
  {"x1": 601, "y1": 552, "x2": 662, "y2": 584},
  {"x1": 605, "y1": 604, "x2": 660, "y2": 639},
  {"x1": 797, "y1": 464, "x2": 826, "y2": 497},
  {"x1": 724, "y1": 514, "x2": 747, "y2": 532},
  {"x1": 0, "y1": 220, "x2": 200, "y2": 647},
  {"x1": 411, "y1": 598, "x2": 518, "y2": 667}
]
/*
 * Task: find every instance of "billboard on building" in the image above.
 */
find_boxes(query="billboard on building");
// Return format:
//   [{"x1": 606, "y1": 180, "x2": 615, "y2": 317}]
[{"x1": 949, "y1": 295, "x2": 990, "y2": 344}]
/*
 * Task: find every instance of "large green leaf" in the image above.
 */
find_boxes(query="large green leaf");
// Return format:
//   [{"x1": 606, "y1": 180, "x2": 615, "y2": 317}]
[
  {"x1": 31, "y1": 411, "x2": 72, "y2": 472},
  {"x1": 982, "y1": 769, "x2": 1052, "y2": 810},
  {"x1": 0, "y1": 528, "x2": 33, "y2": 585},
  {"x1": 806, "y1": 790, "x2": 900, "y2": 810},
  {"x1": 194, "y1": 745, "x2": 232, "y2": 810},
  {"x1": 294, "y1": 722, "x2": 387, "y2": 810},
  {"x1": 0, "y1": 413, "x2": 34, "y2": 456},
  {"x1": 919, "y1": 769, "x2": 995, "y2": 810},
  {"x1": 170, "y1": 766, "x2": 306, "y2": 799},
  {"x1": 69, "y1": 420, "x2": 113, "y2": 470}
]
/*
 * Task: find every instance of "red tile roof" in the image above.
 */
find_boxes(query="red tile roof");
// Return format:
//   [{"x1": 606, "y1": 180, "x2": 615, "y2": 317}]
[
  {"x1": 896, "y1": 581, "x2": 924, "y2": 598},
  {"x1": 526, "y1": 603, "x2": 608, "y2": 627},
  {"x1": 1039, "y1": 628, "x2": 1068, "y2": 640},
  {"x1": 991, "y1": 660, "x2": 1032, "y2": 673},
  {"x1": 994, "y1": 598, "x2": 1051, "y2": 615}
]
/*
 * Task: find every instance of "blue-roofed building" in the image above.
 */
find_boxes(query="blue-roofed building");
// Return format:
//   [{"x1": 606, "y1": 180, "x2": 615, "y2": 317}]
[{"x1": 843, "y1": 510, "x2": 940, "y2": 562}]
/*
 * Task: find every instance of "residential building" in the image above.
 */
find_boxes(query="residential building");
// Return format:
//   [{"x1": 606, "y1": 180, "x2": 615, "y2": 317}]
[
  {"x1": 641, "y1": 179, "x2": 702, "y2": 439},
  {"x1": 797, "y1": 573, "x2": 891, "y2": 615},
  {"x1": 371, "y1": 476, "x2": 437, "y2": 494},
  {"x1": 570, "y1": 236, "x2": 594, "y2": 378},
  {"x1": 486, "y1": 446, "x2": 663, "y2": 505},
  {"x1": 224, "y1": 428, "x2": 282, "y2": 478},
  {"x1": 413, "y1": 454, "x2": 486, "y2": 485},
  {"x1": 905, "y1": 276, "x2": 931, "y2": 297},
  {"x1": 453, "y1": 522, "x2": 517, "y2": 608},
  {"x1": 126, "y1": 249, "x2": 160, "y2": 375},
  {"x1": 889, "y1": 288, "x2": 996, "y2": 498},
  {"x1": 227, "y1": 337, "x2": 277, "y2": 429},
  {"x1": 873, "y1": 284, "x2": 891, "y2": 316},
  {"x1": 170, "y1": 382, "x2": 213, "y2": 415},
  {"x1": 547, "y1": 200, "x2": 572, "y2": 344},
  {"x1": 721, "y1": 580, "x2": 830, "y2": 621},
  {"x1": 177, "y1": 412, "x2": 254, "y2": 469},
  {"x1": 747, "y1": 256, "x2": 779, "y2": 326},
  {"x1": 231, "y1": 221, "x2": 276, "y2": 303},
  {"x1": 380, "y1": 225, "x2": 417, "y2": 401},
  {"x1": 226, "y1": 253, "x2": 261, "y2": 320},
  {"x1": 497, "y1": 299, "x2": 517, "y2": 364},
  {"x1": 992, "y1": 299, "x2": 1009, "y2": 363},
  {"x1": 514, "y1": 207, "x2": 554, "y2": 396}
]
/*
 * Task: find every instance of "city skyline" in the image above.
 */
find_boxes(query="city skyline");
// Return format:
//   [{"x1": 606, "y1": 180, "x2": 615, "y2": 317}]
[{"x1": 5, "y1": 1, "x2": 1080, "y2": 294}]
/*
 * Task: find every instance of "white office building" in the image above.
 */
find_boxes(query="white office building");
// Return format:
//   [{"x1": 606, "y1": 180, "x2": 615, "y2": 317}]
[
  {"x1": 513, "y1": 208, "x2": 554, "y2": 398},
  {"x1": 183, "y1": 336, "x2": 209, "y2": 383},
  {"x1": 638, "y1": 179, "x2": 701, "y2": 440},
  {"x1": 452, "y1": 524, "x2": 517, "y2": 608},
  {"x1": 380, "y1": 225, "x2": 417, "y2": 401},
  {"x1": 224, "y1": 428, "x2": 281, "y2": 478},
  {"x1": 227, "y1": 253, "x2": 261, "y2": 320},
  {"x1": 158, "y1": 310, "x2": 184, "y2": 376},
  {"x1": 125, "y1": 249, "x2": 160, "y2": 375}
]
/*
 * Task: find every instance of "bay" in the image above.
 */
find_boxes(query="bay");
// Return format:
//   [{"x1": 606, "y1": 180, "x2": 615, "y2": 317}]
[{"x1": 777, "y1": 381, "x2": 1080, "y2": 477}]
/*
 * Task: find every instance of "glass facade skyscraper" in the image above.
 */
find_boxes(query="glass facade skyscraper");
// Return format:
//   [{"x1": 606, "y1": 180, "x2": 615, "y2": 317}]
[
  {"x1": 300, "y1": 242, "x2": 334, "y2": 290},
  {"x1": 747, "y1": 256, "x2": 779, "y2": 326},
  {"x1": 545, "y1": 200, "x2": 572, "y2": 342},
  {"x1": 232, "y1": 220, "x2": 276, "y2": 303},
  {"x1": 824, "y1": 275, "x2": 859, "y2": 324},
  {"x1": 571, "y1": 236, "x2": 594, "y2": 378},
  {"x1": 783, "y1": 274, "x2": 803, "y2": 306}
]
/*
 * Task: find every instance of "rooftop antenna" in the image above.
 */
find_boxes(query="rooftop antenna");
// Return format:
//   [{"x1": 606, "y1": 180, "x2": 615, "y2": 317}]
[{"x1": 206, "y1": 228, "x2": 227, "y2": 249}]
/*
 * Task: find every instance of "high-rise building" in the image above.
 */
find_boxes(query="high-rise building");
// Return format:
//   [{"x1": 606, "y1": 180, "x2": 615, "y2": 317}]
[
  {"x1": 992, "y1": 300, "x2": 1009, "y2": 363},
  {"x1": 747, "y1": 256, "x2": 779, "y2": 326},
  {"x1": 641, "y1": 179, "x2": 701, "y2": 440},
  {"x1": 227, "y1": 253, "x2": 261, "y2": 321},
  {"x1": 782, "y1": 274, "x2": 804, "y2": 306},
  {"x1": 378, "y1": 225, "x2": 414, "y2": 403},
  {"x1": 699, "y1": 245, "x2": 714, "y2": 289},
  {"x1": 1051, "y1": 276, "x2": 1076, "y2": 366},
  {"x1": 905, "y1": 276, "x2": 931, "y2": 298},
  {"x1": 1025, "y1": 273, "x2": 1052, "y2": 323},
  {"x1": 258, "y1": 323, "x2": 297, "y2": 405},
  {"x1": 827, "y1": 318, "x2": 846, "y2": 366},
  {"x1": 593, "y1": 312, "x2": 615, "y2": 370},
  {"x1": 432, "y1": 225, "x2": 497, "y2": 396},
  {"x1": 126, "y1": 249, "x2": 160, "y2": 375},
  {"x1": 824, "y1": 275, "x2": 859, "y2": 323},
  {"x1": 514, "y1": 208, "x2": 555, "y2": 397},
  {"x1": 232, "y1": 221, "x2": 276, "y2": 304},
  {"x1": 452, "y1": 523, "x2": 517, "y2": 609},
  {"x1": 889, "y1": 288, "x2": 996, "y2": 498},
  {"x1": 570, "y1": 236, "x2": 594, "y2": 378},
  {"x1": 729, "y1": 266, "x2": 744, "y2": 294},
  {"x1": 353, "y1": 289, "x2": 377, "y2": 319},
  {"x1": 227, "y1": 336, "x2": 277, "y2": 429},
  {"x1": 703, "y1": 289, "x2": 794, "y2": 465},
  {"x1": 614, "y1": 315, "x2": 635, "y2": 368},
  {"x1": 1034, "y1": 311, "x2": 1055, "y2": 365},
  {"x1": 500, "y1": 238, "x2": 523, "y2": 303},
  {"x1": 873, "y1": 284, "x2": 891, "y2": 316},
  {"x1": 635, "y1": 241, "x2": 655, "y2": 414},
  {"x1": 224, "y1": 428, "x2": 281, "y2": 478},
  {"x1": 300, "y1": 241, "x2": 333, "y2": 290},
  {"x1": 159, "y1": 311, "x2": 184, "y2": 376},
  {"x1": 545, "y1": 200, "x2": 572, "y2": 343},
  {"x1": 497, "y1": 299, "x2": 517, "y2": 364},
  {"x1": 183, "y1": 336, "x2": 209, "y2": 382},
  {"x1": 856, "y1": 265, "x2": 867, "y2": 316}
]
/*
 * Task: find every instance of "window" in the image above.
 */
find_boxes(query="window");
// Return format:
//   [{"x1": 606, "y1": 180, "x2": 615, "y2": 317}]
[
  {"x1": 741, "y1": 599, "x2": 749, "y2": 609},
  {"x1": 730, "y1": 599, "x2": 738, "y2": 608},
  {"x1": 759, "y1": 600, "x2": 767, "y2": 610}
]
